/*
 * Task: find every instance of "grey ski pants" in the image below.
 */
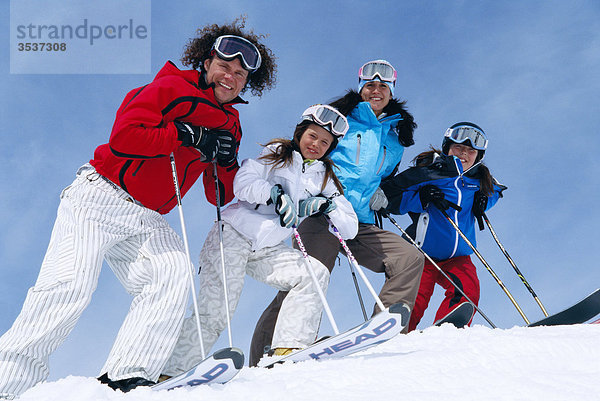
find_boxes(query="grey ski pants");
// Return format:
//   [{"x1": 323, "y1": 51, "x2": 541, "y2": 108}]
[
  {"x1": 249, "y1": 215, "x2": 424, "y2": 366},
  {"x1": 163, "y1": 222, "x2": 329, "y2": 376}
]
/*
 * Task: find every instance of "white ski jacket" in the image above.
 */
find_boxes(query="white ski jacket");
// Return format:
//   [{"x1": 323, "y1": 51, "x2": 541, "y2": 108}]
[{"x1": 222, "y1": 144, "x2": 358, "y2": 250}]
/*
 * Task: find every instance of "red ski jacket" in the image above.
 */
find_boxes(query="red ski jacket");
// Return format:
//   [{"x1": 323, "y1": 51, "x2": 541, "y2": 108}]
[{"x1": 91, "y1": 61, "x2": 244, "y2": 214}]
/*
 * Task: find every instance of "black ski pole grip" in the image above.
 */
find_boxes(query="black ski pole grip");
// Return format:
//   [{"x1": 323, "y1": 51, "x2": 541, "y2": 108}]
[{"x1": 476, "y1": 215, "x2": 485, "y2": 231}]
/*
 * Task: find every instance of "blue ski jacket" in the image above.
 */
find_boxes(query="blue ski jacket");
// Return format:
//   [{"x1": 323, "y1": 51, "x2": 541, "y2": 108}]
[
  {"x1": 330, "y1": 101, "x2": 406, "y2": 224},
  {"x1": 382, "y1": 153, "x2": 506, "y2": 260}
]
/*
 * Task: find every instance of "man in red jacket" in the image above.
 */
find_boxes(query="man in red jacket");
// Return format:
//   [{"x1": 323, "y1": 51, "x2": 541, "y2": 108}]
[{"x1": 0, "y1": 19, "x2": 276, "y2": 398}]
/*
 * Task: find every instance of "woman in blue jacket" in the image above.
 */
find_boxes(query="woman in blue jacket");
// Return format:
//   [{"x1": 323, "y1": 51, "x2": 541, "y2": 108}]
[
  {"x1": 382, "y1": 122, "x2": 506, "y2": 331},
  {"x1": 249, "y1": 60, "x2": 424, "y2": 365}
]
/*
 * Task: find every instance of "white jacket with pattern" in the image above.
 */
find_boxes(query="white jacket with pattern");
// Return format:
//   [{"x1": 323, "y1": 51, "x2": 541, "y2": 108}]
[{"x1": 222, "y1": 144, "x2": 359, "y2": 250}]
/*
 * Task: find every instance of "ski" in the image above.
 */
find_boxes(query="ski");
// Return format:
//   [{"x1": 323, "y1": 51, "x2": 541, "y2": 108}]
[
  {"x1": 258, "y1": 302, "x2": 410, "y2": 368},
  {"x1": 152, "y1": 347, "x2": 244, "y2": 391},
  {"x1": 527, "y1": 288, "x2": 600, "y2": 327},
  {"x1": 433, "y1": 302, "x2": 475, "y2": 328}
]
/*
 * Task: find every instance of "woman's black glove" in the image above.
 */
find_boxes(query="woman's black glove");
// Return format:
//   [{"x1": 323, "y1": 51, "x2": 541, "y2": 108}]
[{"x1": 393, "y1": 116, "x2": 415, "y2": 147}]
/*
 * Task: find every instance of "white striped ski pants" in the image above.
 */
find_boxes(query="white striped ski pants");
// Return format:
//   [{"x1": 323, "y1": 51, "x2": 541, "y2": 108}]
[
  {"x1": 163, "y1": 221, "x2": 329, "y2": 376},
  {"x1": 0, "y1": 165, "x2": 190, "y2": 398}
]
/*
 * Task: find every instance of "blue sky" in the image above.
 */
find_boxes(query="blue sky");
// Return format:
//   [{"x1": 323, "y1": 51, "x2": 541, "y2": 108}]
[{"x1": 1, "y1": 0, "x2": 599, "y2": 381}]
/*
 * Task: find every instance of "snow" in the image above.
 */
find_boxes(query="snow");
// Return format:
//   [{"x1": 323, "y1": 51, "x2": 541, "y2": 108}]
[{"x1": 18, "y1": 323, "x2": 600, "y2": 401}]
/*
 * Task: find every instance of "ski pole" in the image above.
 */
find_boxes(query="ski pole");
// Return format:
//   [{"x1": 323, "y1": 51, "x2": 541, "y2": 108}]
[
  {"x1": 170, "y1": 153, "x2": 206, "y2": 359},
  {"x1": 483, "y1": 213, "x2": 549, "y2": 317},
  {"x1": 213, "y1": 162, "x2": 234, "y2": 347},
  {"x1": 348, "y1": 261, "x2": 368, "y2": 321},
  {"x1": 292, "y1": 226, "x2": 340, "y2": 335},
  {"x1": 440, "y1": 208, "x2": 530, "y2": 324},
  {"x1": 382, "y1": 211, "x2": 497, "y2": 328},
  {"x1": 323, "y1": 216, "x2": 387, "y2": 314}
]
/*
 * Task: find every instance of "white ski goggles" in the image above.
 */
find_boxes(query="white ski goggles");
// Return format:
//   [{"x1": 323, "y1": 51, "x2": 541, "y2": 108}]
[
  {"x1": 301, "y1": 104, "x2": 349, "y2": 138},
  {"x1": 211, "y1": 35, "x2": 262, "y2": 72},
  {"x1": 358, "y1": 60, "x2": 397, "y2": 84},
  {"x1": 444, "y1": 125, "x2": 488, "y2": 150}
]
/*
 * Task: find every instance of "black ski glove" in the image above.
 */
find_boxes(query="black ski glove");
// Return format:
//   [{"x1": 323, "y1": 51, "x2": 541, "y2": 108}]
[
  {"x1": 394, "y1": 119, "x2": 415, "y2": 147},
  {"x1": 419, "y1": 185, "x2": 448, "y2": 210},
  {"x1": 472, "y1": 190, "x2": 488, "y2": 217},
  {"x1": 175, "y1": 121, "x2": 237, "y2": 164},
  {"x1": 472, "y1": 190, "x2": 488, "y2": 231},
  {"x1": 214, "y1": 131, "x2": 237, "y2": 167},
  {"x1": 419, "y1": 185, "x2": 462, "y2": 212}
]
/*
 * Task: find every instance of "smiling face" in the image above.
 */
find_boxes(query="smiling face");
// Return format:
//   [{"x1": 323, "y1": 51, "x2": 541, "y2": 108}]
[
  {"x1": 360, "y1": 81, "x2": 392, "y2": 116},
  {"x1": 448, "y1": 143, "x2": 478, "y2": 170},
  {"x1": 203, "y1": 56, "x2": 249, "y2": 104},
  {"x1": 298, "y1": 124, "x2": 335, "y2": 160}
]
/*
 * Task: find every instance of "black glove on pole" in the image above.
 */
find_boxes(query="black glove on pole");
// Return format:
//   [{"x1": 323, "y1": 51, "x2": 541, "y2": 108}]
[
  {"x1": 175, "y1": 121, "x2": 237, "y2": 165},
  {"x1": 175, "y1": 121, "x2": 218, "y2": 160},
  {"x1": 214, "y1": 131, "x2": 237, "y2": 167},
  {"x1": 472, "y1": 190, "x2": 488, "y2": 231},
  {"x1": 419, "y1": 184, "x2": 461, "y2": 211},
  {"x1": 419, "y1": 184, "x2": 447, "y2": 209}
]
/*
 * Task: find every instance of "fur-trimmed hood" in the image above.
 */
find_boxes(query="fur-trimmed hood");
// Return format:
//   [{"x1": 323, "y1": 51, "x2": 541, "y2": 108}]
[{"x1": 329, "y1": 90, "x2": 416, "y2": 147}]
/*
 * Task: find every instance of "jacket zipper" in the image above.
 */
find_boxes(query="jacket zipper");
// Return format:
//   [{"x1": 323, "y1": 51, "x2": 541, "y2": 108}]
[
  {"x1": 376, "y1": 146, "x2": 387, "y2": 175},
  {"x1": 355, "y1": 134, "x2": 361, "y2": 164},
  {"x1": 299, "y1": 160, "x2": 308, "y2": 209},
  {"x1": 449, "y1": 172, "x2": 463, "y2": 259}
]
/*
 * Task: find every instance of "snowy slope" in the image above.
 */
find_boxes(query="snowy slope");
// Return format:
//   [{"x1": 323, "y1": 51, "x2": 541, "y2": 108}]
[{"x1": 18, "y1": 323, "x2": 600, "y2": 401}]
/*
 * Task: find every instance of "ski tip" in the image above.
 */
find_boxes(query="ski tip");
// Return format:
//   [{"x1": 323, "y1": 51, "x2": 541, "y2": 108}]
[
  {"x1": 213, "y1": 347, "x2": 245, "y2": 369},
  {"x1": 433, "y1": 302, "x2": 475, "y2": 328},
  {"x1": 389, "y1": 302, "x2": 411, "y2": 327}
]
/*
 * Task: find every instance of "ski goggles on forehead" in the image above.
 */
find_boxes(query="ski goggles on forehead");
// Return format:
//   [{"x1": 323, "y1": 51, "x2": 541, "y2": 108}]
[
  {"x1": 358, "y1": 60, "x2": 397, "y2": 84},
  {"x1": 444, "y1": 126, "x2": 488, "y2": 150},
  {"x1": 211, "y1": 35, "x2": 262, "y2": 72},
  {"x1": 301, "y1": 104, "x2": 349, "y2": 138}
]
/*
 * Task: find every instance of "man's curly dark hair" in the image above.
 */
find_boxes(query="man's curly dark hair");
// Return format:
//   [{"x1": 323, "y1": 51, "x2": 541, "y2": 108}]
[{"x1": 181, "y1": 16, "x2": 277, "y2": 98}]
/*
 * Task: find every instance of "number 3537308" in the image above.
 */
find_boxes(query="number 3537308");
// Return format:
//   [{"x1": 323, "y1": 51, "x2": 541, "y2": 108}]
[{"x1": 18, "y1": 42, "x2": 66, "y2": 51}]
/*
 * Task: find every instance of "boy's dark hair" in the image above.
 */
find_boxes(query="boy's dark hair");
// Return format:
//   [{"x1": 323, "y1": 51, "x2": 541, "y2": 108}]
[{"x1": 181, "y1": 16, "x2": 277, "y2": 97}]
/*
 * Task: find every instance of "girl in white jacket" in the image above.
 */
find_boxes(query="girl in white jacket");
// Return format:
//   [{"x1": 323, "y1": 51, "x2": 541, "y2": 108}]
[{"x1": 164, "y1": 105, "x2": 358, "y2": 374}]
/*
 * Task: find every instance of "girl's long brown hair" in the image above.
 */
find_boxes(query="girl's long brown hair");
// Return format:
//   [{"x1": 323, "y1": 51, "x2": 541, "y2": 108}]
[
  {"x1": 259, "y1": 122, "x2": 344, "y2": 194},
  {"x1": 413, "y1": 147, "x2": 495, "y2": 196}
]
